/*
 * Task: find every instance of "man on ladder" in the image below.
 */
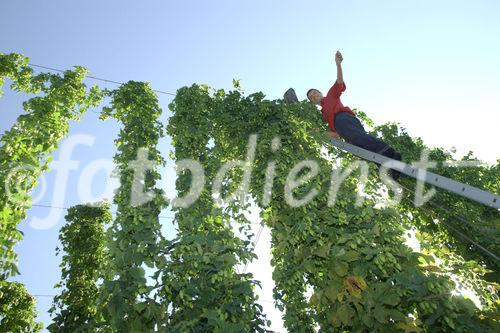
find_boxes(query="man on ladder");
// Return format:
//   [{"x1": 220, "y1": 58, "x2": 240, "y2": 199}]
[{"x1": 306, "y1": 50, "x2": 402, "y2": 179}]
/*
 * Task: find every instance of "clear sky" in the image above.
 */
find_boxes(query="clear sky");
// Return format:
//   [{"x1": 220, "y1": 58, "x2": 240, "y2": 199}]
[{"x1": 1, "y1": 1, "x2": 499, "y2": 332}]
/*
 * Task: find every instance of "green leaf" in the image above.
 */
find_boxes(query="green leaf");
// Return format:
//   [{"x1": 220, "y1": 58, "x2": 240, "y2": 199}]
[
  {"x1": 334, "y1": 261, "x2": 349, "y2": 277},
  {"x1": 381, "y1": 293, "x2": 400, "y2": 306},
  {"x1": 373, "y1": 306, "x2": 387, "y2": 323}
]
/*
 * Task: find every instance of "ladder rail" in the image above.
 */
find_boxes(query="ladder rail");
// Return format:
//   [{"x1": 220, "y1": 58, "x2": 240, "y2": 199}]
[{"x1": 329, "y1": 138, "x2": 500, "y2": 209}]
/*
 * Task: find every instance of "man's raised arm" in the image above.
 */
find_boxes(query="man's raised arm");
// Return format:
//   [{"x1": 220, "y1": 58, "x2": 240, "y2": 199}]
[{"x1": 335, "y1": 50, "x2": 344, "y2": 84}]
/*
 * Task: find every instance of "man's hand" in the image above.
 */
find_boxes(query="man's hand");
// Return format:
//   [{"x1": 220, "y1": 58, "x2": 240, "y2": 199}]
[
  {"x1": 335, "y1": 50, "x2": 343, "y2": 65},
  {"x1": 335, "y1": 50, "x2": 344, "y2": 84}
]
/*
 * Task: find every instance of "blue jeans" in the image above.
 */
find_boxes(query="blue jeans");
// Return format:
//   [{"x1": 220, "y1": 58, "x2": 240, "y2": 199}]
[{"x1": 334, "y1": 112, "x2": 390, "y2": 155}]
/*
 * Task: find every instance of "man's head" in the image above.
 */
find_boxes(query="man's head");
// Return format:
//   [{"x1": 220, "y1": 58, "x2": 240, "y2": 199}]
[{"x1": 307, "y1": 88, "x2": 323, "y2": 105}]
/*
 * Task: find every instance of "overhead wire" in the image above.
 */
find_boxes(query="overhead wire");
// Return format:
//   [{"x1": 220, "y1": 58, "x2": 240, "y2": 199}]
[
  {"x1": 28, "y1": 63, "x2": 177, "y2": 96},
  {"x1": 28, "y1": 63, "x2": 176, "y2": 115}
]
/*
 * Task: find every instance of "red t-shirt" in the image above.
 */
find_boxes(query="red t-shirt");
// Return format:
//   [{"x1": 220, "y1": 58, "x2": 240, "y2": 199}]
[{"x1": 320, "y1": 80, "x2": 355, "y2": 132}]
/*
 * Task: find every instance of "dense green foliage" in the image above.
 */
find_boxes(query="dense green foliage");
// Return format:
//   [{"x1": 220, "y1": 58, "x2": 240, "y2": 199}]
[
  {"x1": 1, "y1": 52, "x2": 498, "y2": 332},
  {"x1": 48, "y1": 203, "x2": 112, "y2": 333},
  {"x1": 164, "y1": 85, "x2": 270, "y2": 332},
  {"x1": 167, "y1": 84, "x2": 499, "y2": 332},
  {"x1": 0, "y1": 53, "x2": 103, "y2": 278},
  {"x1": 368, "y1": 120, "x2": 500, "y2": 322},
  {"x1": 373, "y1": 122, "x2": 500, "y2": 278},
  {"x1": 0, "y1": 53, "x2": 34, "y2": 96},
  {"x1": 97, "y1": 81, "x2": 169, "y2": 331},
  {"x1": 0, "y1": 53, "x2": 102, "y2": 332},
  {"x1": 0, "y1": 280, "x2": 42, "y2": 332}
]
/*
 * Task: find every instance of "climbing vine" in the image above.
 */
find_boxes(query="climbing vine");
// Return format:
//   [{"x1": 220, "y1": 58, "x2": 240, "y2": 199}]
[
  {"x1": 0, "y1": 53, "x2": 35, "y2": 96},
  {"x1": 164, "y1": 85, "x2": 270, "y2": 332},
  {"x1": 48, "y1": 203, "x2": 112, "y2": 333},
  {"x1": 0, "y1": 53, "x2": 104, "y2": 279},
  {"x1": 0, "y1": 52, "x2": 104, "y2": 332},
  {"x1": 0, "y1": 280, "x2": 42, "y2": 332},
  {"x1": 98, "y1": 81, "x2": 169, "y2": 331},
  {"x1": 168, "y1": 84, "x2": 498, "y2": 332}
]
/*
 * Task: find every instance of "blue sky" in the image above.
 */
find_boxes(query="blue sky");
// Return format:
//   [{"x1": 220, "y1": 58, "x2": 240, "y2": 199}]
[{"x1": 1, "y1": 1, "x2": 499, "y2": 331}]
